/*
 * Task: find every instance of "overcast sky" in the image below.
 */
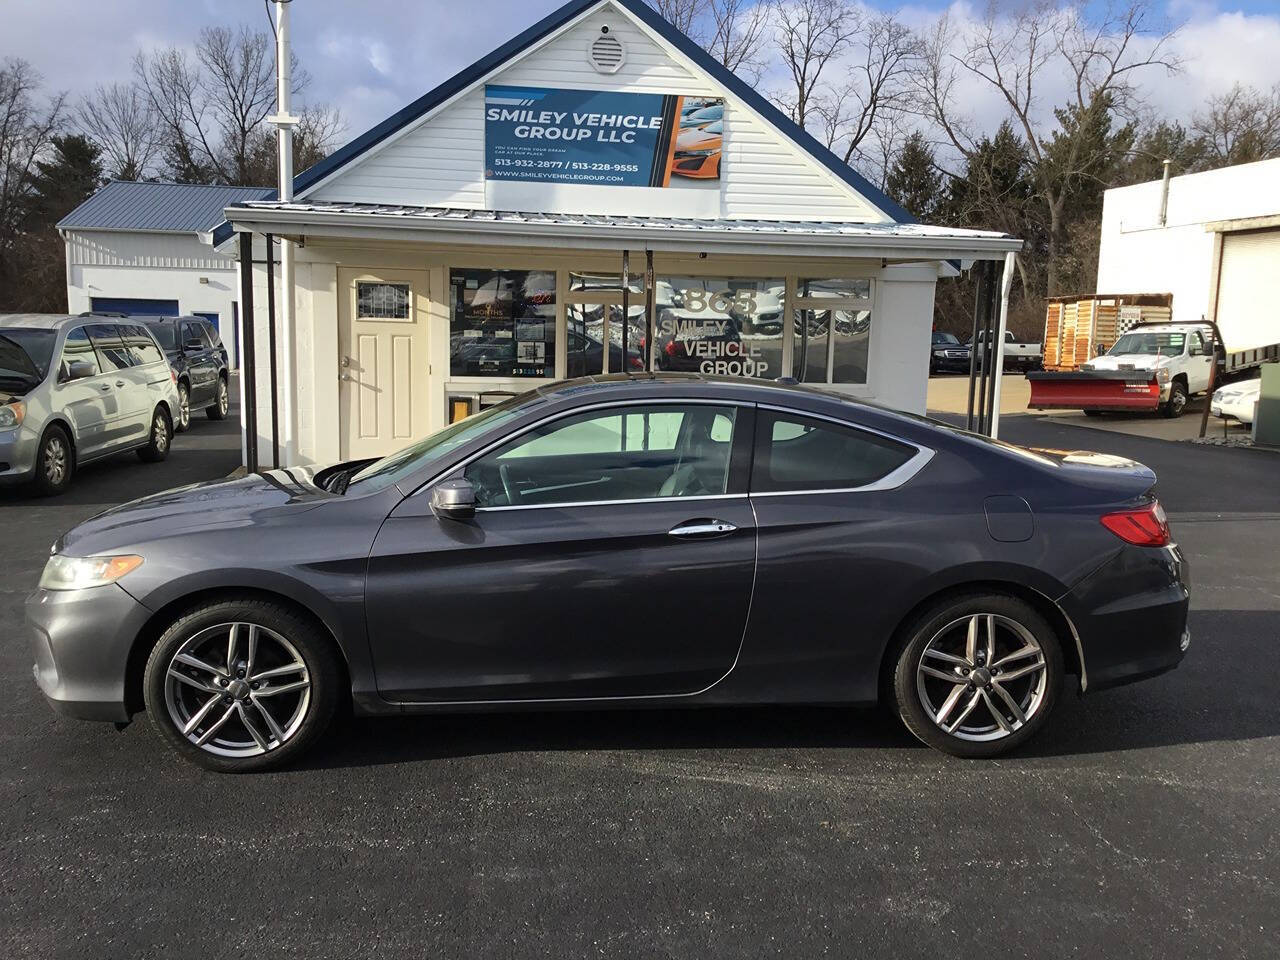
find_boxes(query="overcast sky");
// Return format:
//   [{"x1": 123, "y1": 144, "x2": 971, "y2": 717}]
[{"x1": 6, "y1": 0, "x2": 1280, "y2": 162}]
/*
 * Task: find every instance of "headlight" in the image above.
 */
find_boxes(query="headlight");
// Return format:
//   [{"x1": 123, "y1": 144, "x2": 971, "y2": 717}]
[
  {"x1": 39, "y1": 554, "x2": 144, "y2": 590},
  {"x1": 0, "y1": 401, "x2": 24, "y2": 429},
  {"x1": 1156, "y1": 367, "x2": 1171, "y2": 383},
  {"x1": 676, "y1": 148, "x2": 718, "y2": 157},
  {"x1": 933, "y1": 349, "x2": 948, "y2": 356}
]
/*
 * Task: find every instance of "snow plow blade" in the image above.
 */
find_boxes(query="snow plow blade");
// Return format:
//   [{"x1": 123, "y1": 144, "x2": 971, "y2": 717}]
[{"x1": 1026, "y1": 370, "x2": 1161, "y2": 411}]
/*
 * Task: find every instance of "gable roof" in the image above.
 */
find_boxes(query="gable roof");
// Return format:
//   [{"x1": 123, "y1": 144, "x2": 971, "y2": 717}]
[
  {"x1": 60, "y1": 180, "x2": 273, "y2": 234},
  {"x1": 286, "y1": 0, "x2": 916, "y2": 223}
]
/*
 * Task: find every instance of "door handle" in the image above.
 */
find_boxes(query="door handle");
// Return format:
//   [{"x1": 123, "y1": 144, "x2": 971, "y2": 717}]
[
  {"x1": 115, "y1": 380, "x2": 126, "y2": 387},
  {"x1": 99, "y1": 383, "x2": 112, "y2": 391},
  {"x1": 669, "y1": 519, "x2": 737, "y2": 538}
]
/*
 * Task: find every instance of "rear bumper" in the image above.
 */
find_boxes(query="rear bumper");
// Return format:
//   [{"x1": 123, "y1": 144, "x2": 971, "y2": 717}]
[
  {"x1": 1061, "y1": 543, "x2": 1190, "y2": 692},
  {"x1": 27, "y1": 583, "x2": 151, "y2": 722}
]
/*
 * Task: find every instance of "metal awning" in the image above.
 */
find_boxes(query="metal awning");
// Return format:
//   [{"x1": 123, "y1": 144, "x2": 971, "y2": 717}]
[{"x1": 221, "y1": 200, "x2": 1021, "y2": 261}]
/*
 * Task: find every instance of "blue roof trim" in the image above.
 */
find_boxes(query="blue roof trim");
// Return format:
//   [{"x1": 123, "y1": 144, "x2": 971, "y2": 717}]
[{"x1": 280, "y1": 0, "x2": 916, "y2": 223}]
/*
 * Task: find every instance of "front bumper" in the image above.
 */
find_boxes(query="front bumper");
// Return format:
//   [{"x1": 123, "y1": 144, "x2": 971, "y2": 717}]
[
  {"x1": 0, "y1": 427, "x2": 39, "y2": 486},
  {"x1": 27, "y1": 582, "x2": 152, "y2": 722},
  {"x1": 1061, "y1": 543, "x2": 1190, "y2": 692}
]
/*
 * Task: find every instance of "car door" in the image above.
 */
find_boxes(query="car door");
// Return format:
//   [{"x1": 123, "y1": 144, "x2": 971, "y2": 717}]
[
  {"x1": 365, "y1": 401, "x2": 758, "y2": 703},
  {"x1": 181, "y1": 320, "x2": 217, "y2": 404},
  {"x1": 52, "y1": 325, "x2": 113, "y2": 458},
  {"x1": 740, "y1": 406, "x2": 935, "y2": 703},
  {"x1": 1186, "y1": 330, "x2": 1213, "y2": 393},
  {"x1": 83, "y1": 323, "x2": 144, "y2": 449}
]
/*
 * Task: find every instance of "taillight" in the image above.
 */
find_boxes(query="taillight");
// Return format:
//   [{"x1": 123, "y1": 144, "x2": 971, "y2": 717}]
[
  {"x1": 1101, "y1": 501, "x2": 1170, "y2": 547},
  {"x1": 665, "y1": 340, "x2": 679, "y2": 357},
  {"x1": 628, "y1": 355, "x2": 643, "y2": 370}
]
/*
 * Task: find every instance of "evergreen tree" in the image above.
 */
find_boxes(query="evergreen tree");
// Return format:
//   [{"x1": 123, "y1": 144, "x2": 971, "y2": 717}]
[
  {"x1": 26, "y1": 133, "x2": 103, "y2": 227},
  {"x1": 885, "y1": 132, "x2": 942, "y2": 223}
]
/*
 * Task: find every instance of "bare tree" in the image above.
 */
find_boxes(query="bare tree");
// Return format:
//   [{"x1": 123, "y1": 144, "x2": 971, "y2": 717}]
[
  {"x1": 706, "y1": 0, "x2": 770, "y2": 81},
  {"x1": 1192, "y1": 83, "x2": 1280, "y2": 167},
  {"x1": 648, "y1": 0, "x2": 707, "y2": 40},
  {"x1": 75, "y1": 83, "x2": 159, "y2": 181},
  {"x1": 813, "y1": 11, "x2": 919, "y2": 166},
  {"x1": 0, "y1": 59, "x2": 64, "y2": 279},
  {"x1": 244, "y1": 104, "x2": 346, "y2": 185},
  {"x1": 135, "y1": 25, "x2": 307, "y2": 185},
  {"x1": 772, "y1": 0, "x2": 858, "y2": 127},
  {"x1": 912, "y1": 0, "x2": 1179, "y2": 296}
]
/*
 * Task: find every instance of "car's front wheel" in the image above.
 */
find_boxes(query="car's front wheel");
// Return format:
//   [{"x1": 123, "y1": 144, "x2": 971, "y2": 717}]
[
  {"x1": 33, "y1": 424, "x2": 74, "y2": 496},
  {"x1": 892, "y1": 593, "x2": 1063, "y2": 758},
  {"x1": 142, "y1": 599, "x2": 340, "y2": 772}
]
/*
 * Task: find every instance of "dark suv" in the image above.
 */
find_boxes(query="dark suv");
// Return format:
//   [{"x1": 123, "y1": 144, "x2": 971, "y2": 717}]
[{"x1": 138, "y1": 316, "x2": 230, "y2": 431}]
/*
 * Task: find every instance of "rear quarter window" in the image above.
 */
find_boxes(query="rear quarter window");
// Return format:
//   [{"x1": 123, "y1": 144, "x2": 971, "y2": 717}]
[{"x1": 753, "y1": 411, "x2": 916, "y2": 492}]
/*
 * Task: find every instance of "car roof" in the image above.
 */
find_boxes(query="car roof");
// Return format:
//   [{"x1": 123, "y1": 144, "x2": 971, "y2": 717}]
[
  {"x1": 0, "y1": 314, "x2": 80, "y2": 330},
  {"x1": 1126, "y1": 323, "x2": 1210, "y2": 334}
]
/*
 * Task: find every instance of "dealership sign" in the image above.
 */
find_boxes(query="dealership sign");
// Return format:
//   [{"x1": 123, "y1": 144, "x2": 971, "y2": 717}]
[{"x1": 484, "y1": 85, "x2": 722, "y2": 188}]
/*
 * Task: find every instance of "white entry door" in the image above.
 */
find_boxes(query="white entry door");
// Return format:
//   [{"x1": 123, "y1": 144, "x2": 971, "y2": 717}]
[{"x1": 338, "y1": 268, "x2": 432, "y2": 460}]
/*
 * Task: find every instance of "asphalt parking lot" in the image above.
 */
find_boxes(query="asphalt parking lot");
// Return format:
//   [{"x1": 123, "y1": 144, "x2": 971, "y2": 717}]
[{"x1": 2, "y1": 394, "x2": 1277, "y2": 958}]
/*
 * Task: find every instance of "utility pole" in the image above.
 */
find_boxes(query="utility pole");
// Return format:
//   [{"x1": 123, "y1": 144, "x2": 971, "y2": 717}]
[{"x1": 267, "y1": 0, "x2": 299, "y2": 465}]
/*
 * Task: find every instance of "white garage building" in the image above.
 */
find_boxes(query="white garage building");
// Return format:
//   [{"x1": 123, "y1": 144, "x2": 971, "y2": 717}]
[
  {"x1": 219, "y1": 0, "x2": 1021, "y2": 469},
  {"x1": 59, "y1": 180, "x2": 272, "y2": 366},
  {"x1": 1097, "y1": 157, "x2": 1280, "y2": 369}
]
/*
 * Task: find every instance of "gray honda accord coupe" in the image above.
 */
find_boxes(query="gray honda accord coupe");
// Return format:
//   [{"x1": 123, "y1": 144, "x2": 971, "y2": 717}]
[{"x1": 28, "y1": 375, "x2": 1190, "y2": 772}]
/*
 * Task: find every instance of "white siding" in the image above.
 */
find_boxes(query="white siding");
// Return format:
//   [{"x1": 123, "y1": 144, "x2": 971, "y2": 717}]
[
  {"x1": 307, "y1": 1, "x2": 886, "y2": 222},
  {"x1": 65, "y1": 230, "x2": 235, "y2": 270}
]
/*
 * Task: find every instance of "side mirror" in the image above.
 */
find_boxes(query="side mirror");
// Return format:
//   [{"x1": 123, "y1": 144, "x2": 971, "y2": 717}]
[
  {"x1": 431, "y1": 478, "x2": 476, "y2": 520},
  {"x1": 1202, "y1": 344, "x2": 1215, "y2": 357},
  {"x1": 1096, "y1": 343, "x2": 1107, "y2": 356},
  {"x1": 63, "y1": 360, "x2": 96, "y2": 382}
]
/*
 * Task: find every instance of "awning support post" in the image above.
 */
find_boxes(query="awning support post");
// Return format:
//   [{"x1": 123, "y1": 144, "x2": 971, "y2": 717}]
[
  {"x1": 967, "y1": 261, "x2": 991, "y2": 432},
  {"x1": 237, "y1": 231, "x2": 259, "y2": 474},
  {"x1": 264, "y1": 233, "x2": 280, "y2": 469},
  {"x1": 989, "y1": 251, "x2": 1016, "y2": 439},
  {"x1": 645, "y1": 250, "x2": 655, "y2": 373}
]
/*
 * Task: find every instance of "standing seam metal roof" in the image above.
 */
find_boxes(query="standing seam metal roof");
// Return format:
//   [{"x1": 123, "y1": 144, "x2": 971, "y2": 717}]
[{"x1": 57, "y1": 180, "x2": 274, "y2": 234}]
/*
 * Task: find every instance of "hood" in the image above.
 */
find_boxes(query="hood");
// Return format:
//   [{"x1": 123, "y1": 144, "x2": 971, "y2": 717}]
[
  {"x1": 56, "y1": 468, "x2": 332, "y2": 556},
  {"x1": 1215, "y1": 379, "x2": 1261, "y2": 399},
  {"x1": 1084, "y1": 353, "x2": 1169, "y2": 372}
]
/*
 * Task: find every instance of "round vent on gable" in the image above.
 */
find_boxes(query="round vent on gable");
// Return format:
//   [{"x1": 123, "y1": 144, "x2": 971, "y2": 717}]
[{"x1": 588, "y1": 28, "x2": 625, "y2": 74}]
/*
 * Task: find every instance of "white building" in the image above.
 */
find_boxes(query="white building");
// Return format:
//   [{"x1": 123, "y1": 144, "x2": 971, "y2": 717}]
[
  {"x1": 1096, "y1": 157, "x2": 1280, "y2": 366},
  {"x1": 59, "y1": 181, "x2": 272, "y2": 366},
  {"x1": 218, "y1": 0, "x2": 1020, "y2": 468}
]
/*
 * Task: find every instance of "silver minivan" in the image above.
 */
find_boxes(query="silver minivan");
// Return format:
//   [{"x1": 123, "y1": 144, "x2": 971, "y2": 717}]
[{"x1": 0, "y1": 315, "x2": 180, "y2": 495}]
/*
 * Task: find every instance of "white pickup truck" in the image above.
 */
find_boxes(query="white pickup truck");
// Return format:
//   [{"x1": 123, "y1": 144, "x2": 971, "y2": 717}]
[
  {"x1": 973, "y1": 330, "x2": 1043, "y2": 371},
  {"x1": 1080, "y1": 322, "x2": 1215, "y2": 417}
]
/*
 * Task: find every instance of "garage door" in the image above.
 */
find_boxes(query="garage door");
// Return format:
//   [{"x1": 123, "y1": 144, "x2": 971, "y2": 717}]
[
  {"x1": 1214, "y1": 229, "x2": 1280, "y2": 353},
  {"x1": 90, "y1": 297, "x2": 180, "y2": 316}
]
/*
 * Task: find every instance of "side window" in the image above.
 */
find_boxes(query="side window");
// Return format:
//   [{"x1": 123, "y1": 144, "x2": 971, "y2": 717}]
[
  {"x1": 464, "y1": 404, "x2": 739, "y2": 507},
  {"x1": 181, "y1": 322, "x2": 205, "y2": 349},
  {"x1": 122, "y1": 324, "x2": 164, "y2": 365},
  {"x1": 202, "y1": 321, "x2": 222, "y2": 348},
  {"x1": 753, "y1": 411, "x2": 916, "y2": 493},
  {"x1": 60, "y1": 326, "x2": 101, "y2": 378},
  {"x1": 85, "y1": 323, "x2": 133, "y2": 372},
  {"x1": 1187, "y1": 331, "x2": 1202, "y2": 355}
]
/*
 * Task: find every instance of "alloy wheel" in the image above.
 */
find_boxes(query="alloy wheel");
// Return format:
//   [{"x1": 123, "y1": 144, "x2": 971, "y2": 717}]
[
  {"x1": 153, "y1": 412, "x2": 169, "y2": 453},
  {"x1": 44, "y1": 435, "x2": 67, "y2": 486},
  {"x1": 178, "y1": 387, "x2": 190, "y2": 429},
  {"x1": 915, "y1": 613, "x2": 1048, "y2": 742},
  {"x1": 163, "y1": 622, "x2": 311, "y2": 757},
  {"x1": 217, "y1": 380, "x2": 229, "y2": 414}
]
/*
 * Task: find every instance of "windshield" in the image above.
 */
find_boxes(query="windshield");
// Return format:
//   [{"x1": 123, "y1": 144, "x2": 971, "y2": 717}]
[
  {"x1": 347, "y1": 392, "x2": 538, "y2": 491},
  {"x1": 0, "y1": 329, "x2": 57, "y2": 389},
  {"x1": 932, "y1": 333, "x2": 959, "y2": 345},
  {"x1": 1109, "y1": 332, "x2": 1185, "y2": 356}
]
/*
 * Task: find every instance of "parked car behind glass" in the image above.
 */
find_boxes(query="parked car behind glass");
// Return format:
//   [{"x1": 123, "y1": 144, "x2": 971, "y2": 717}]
[
  {"x1": 0, "y1": 315, "x2": 178, "y2": 495},
  {"x1": 138, "y1": 316, "x2": 230, "y2": 432}
]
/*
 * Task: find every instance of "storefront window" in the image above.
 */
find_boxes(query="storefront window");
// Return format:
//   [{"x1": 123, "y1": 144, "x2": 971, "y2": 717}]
[
  {"x1": 655, "y1": 276, "x2": 784, "y2": 379},
  {"x1": 450, "y1": 269, "x2": 556, "y2": 378},
  {"x1": 567, "y1": 272, "x2": 644, "y2": 377},
  {"x1": 793, "y1": 278, "x2": 873, "y2": 386}
]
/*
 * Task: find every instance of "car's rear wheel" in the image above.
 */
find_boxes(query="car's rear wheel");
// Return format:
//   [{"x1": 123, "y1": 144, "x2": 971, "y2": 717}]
[
  {"x1": 33, "y1": 424, "x2": 74, "y2": 496},
  {"x1": 206, "y1": 376, "x2": 229, "y2": 420},
  {"x1": 892, "y1": 593, "x2": 1063, "y2": 758},
  {"x1": 142, "y1": 599, "x2": 340, "y2": 772},
  {"x1": 136, "y1": 406, "x2": 172, "y2": 462},
  {"x1": 175, "y1": 382, "x2": 191, "y2": 432}
]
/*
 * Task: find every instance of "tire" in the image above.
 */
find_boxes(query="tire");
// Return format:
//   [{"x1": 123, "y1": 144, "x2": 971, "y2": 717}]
[
  {"x1": 1083, "y1": 409, "x2": 1103, "y2": 417},
  {"x1": 175, "y1": 382, "x2": 191, "y2": 432},
  {"x1": 136, "y1": 405, "x2": 172, "y2": 462},
  {"x1": 142, "y1": 598, "x2": 341, "y2": 773},
  {"x1": 206, "y1": 376, "x2": 229, "y2": 420},
  {"x1": 32, "y1": 424, "x2": 75, "y2": 496},
  {"x1": 891, "y1": 593, "x2": 1063, "y2": 758},
  {"x1": 1161, "y1": 379, "x2": 1188, "y2": 419}
]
